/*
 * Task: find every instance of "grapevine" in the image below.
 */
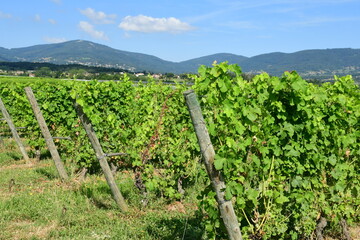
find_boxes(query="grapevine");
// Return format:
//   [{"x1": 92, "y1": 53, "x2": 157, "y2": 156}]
[{"x1": 0, "y1": 64, "x2": 359, "y2": 239}]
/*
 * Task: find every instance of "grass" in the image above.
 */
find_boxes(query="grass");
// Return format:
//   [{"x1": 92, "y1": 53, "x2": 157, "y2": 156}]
[{"x1": 0, "y1": 139, "x2": 204, "y2": 240}]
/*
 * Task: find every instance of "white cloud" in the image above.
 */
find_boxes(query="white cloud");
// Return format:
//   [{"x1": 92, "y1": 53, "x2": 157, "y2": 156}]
[
  {"x1": 119, "y1": 15, "x2": 195, "y2": 33},
  {"x1": 78, "y1": 21, "x2": 109, "y2": 40},
  {"x1": 80, "y1": 8, "x2": 116, "y2": 24},
  {"x1": 48, "y1": 19, "x2": 57, "y2": 24},
  {"x1": 44, "y1": 37, "x2": 67, "y2": 43},
  {"x1": 34, "y1": 14, "x2": 41, "y2": 22},
  {"x1": 0, "y1": 11, "x2": 12, "y2": 19}
]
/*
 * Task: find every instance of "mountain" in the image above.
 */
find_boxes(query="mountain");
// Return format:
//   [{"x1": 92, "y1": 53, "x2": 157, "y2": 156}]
[
  {"x1": 184, "y1": 49, "x2": 360, "y2": 79},
  {"x1": 178, "y1": 53, "x2": 248, "y2": 73},
  {"x1": 0, "y1": 47, "x2": 11, "y2": 61},
  {"x1": 1, "y1": 40, "x2": 179, "y2": 73},
  {"x1": 1, "y1": 40, "x2": 360, "y2": 79},
  {"x1": 240, "y1": 48, "x2": 360, "y2": 77}
]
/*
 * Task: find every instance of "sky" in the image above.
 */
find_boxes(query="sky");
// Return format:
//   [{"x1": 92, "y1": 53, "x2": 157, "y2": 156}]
[{"x1": 0, "y1": 0, "x2": 359, "y2": 62}]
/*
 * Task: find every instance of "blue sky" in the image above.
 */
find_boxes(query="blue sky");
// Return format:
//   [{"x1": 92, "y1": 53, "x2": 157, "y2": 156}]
[{"x1": 0, "y1": 0, "x2": 359, "y2": 62}]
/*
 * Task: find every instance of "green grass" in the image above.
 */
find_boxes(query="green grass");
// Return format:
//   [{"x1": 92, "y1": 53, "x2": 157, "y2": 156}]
[{"x1": 0, "y1": 139, "x2": 204, "y2": 240}]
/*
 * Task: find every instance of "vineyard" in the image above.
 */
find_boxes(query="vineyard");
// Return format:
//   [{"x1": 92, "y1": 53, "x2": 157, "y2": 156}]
[{"x1": 0, "y1": 62, "x2": 359, "y2": 239}]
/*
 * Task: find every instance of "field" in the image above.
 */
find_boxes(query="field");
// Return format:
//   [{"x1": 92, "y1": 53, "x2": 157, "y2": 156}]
[
  {"x1": 0, "y1": 139, "x2": 204, "y2": 239},
  {"x1": 0, "y1": 62, "x2": 359, "y2": 239}
]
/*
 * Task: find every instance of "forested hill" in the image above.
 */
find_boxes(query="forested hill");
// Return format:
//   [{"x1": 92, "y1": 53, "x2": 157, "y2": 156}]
[{"x1": 1, "y1": 40, "x2": 360, "y2": 79}]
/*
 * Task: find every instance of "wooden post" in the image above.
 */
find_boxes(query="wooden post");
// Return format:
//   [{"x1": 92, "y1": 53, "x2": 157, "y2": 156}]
[
  {"x1": 0, "y1": 97, "x2": 30, "y2": 163},
  {"x1": 184, "y1": 90, "x2": 243, "y2": 240},
  {"x1": 24, "y1": 87, "x2": 69, "y2": 181},
  {"x1": 73, "y1": 100, "x2": 128, "y2": 212}
]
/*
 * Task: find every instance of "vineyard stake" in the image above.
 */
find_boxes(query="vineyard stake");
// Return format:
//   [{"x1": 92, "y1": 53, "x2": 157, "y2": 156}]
[
  {"x1": 0, "y1": 97, "x2": 30, "y2": 163},
  {"x1": 24, "y1": 87, "x2": 69, "y2": 180},
  {"x1": 184, "y1": 89, "x2": 243, "y2": 240},
  {"x1": 73, "y1": 100, "x2": 128, "y2": 212}
]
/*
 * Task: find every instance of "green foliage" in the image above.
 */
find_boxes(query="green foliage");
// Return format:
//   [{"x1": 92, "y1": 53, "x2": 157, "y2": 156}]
[
  {"x1": 0, "y1": 76, "x2": 199, "y2": 199},
  {"x1": 1, "y1": 63, "x2": 359, "y2": 239},
  {"x1": 193, "y1": 62, "x2": 360, "y2": 239}
]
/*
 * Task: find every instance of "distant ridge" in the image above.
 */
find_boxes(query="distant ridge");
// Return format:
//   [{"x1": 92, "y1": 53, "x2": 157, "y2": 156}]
[
  {"x1": 178, "y1": 53, "x2": 248, "y2": 73},
  {"x1": 1, "y1": 40, "x2": 360, "y2": 79}
]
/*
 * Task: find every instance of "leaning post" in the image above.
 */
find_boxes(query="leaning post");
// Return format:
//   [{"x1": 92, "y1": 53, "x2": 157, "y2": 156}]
[
  {"x1": 24, "y1": 87, "x2": 69, "y2": 181},
  {"x1": 184, "y1": 89, "x2": 243, "y2": 240},
  {"x1": 73, "y1": 100, "x2": 128, "y2": 212},
  {"x1": 0, "y1": 97, "x2": 30, "y2": 163}
]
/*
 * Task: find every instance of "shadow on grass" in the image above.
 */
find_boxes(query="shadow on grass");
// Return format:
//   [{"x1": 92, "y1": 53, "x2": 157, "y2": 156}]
[
  {"x1": 89, "y1": 197, "x2": 111, "y2": 209},
  {"x1": 79, "y1": 177, "x2": 143, "y2": 209},
  {"x1": 146, "y1": 215, "x2": 204, "y2": 240},
  {"x1": 39, "y1": 151, "x2": 52, "y2": 161},
  {"x1": 35, "y1": 168, "x2": 57, "y2": 180},
  {"x1": 79, "y1": 183, "x2": 113, "y2": 210},
  {"x1": 6, "y1": 152, "x2": 22, "y2": 161}
]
